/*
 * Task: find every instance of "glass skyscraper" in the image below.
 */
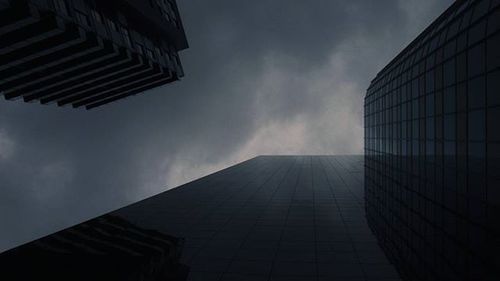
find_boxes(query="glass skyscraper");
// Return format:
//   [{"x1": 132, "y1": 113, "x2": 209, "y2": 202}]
[
  {"x1": 364, "y1": 0, "x2": 500, "y2": 280},
  {"x1": 1, "y1": 156, "x2": 405, "y2": 280}
]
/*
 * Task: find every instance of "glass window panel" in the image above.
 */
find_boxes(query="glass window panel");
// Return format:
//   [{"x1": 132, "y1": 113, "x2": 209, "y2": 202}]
[
  {"x1": 457, "y1": 82, "x2": 467, "y2": 112},
  {"x1": 468, "y1": 109, "x2": 485, "y2": 141},
  {"x1": 427, "y1": 140, "x2": 435, "y2": 156},
  {"x1": 436, "y1": 47, "x2": 444, "y2": 65},
  {"x1": 444, "y1": 58, "x2": 456, "y2": 87},
  {"x1": 487, "y1": 107, "x2": 500, "y2": 142},
  {"x1": 469, "y1": 142, "x2": 486, "y2": 159},
  {"x1": 487, "y1": 71, "x2": 500, "y2": 106},
  {"x1": 426, "y1": 69, "x2": 435, "y2": 93},
  {"x1": 435, "y1": 116, "x2": 443, "y2": 140},
  {"x1": 456, "y1": 52, "x2": 467, "y2": 82},
  {"x1": 461, "y1": 9, "x2": 473, "y2": 31},
  {"x1": 419, "y1": 95, "x2": 426, "y2": 117},
  {"x1": 468, "y1": 75, "x2": 486, "y2": 109},
  {"x1": 457, "y1": 112, "x2": 467, "y2": 141},
  {"x1": 444, "y1": 86, "x2": 456, "y2": 114},
  {"x1": 471, "y1": 0, "x2": 489, "y2": 22},
  {"x1": 444, "y1": 114, "x2": 456, "y2": 140},
  {"x1": 435, "y1": 64, "x2": 443, "y2": 90},
  {"x1": 412, "y1": 79, "x2": 419, "y2": 99},
  {"x1": 426, "y1": 53, "x2": 436, "y2": 70},
  {"x1": 487, "y1": 32, "x2": 500, "y2": 71},
  {"x1": 488, "y1": 143, "x2": 500, "y2": 179},
  {"x1": 413, "y1": 99, "x2": 419, "y2": 119},
  {"x1": 444, "y1": 40, "x2": 457, "y2": 59},
  {"x1": 436, "y1": 91, "x2": 443, "y2": 115},
  {"x1": 444, "y1": 141, "x2": 456, "y2": 156},
  {"x1": 413, "y1": 119, "x2": 419, "y2": 139},
  {"x1": 467, "y1": 43, "x2": 485, "y2": 77},
  {"x1": 457, "y1": 32, "x2": 467, "y2": 52},
  {"x1": 468, "y1": 19, "x2": 486, "y2": 46},
  {"x1": 488, "y1": 9, "x2": 500, "y2": 35},
  {"x1": 427, "y1": 117, "x2": 435, "y2": 140},
  {"x1": 426, "y1": 93, "x2": 435, "y2": 117},
  {"x1": 447, "y1": 19, "x2": 460, "y2": 39}
]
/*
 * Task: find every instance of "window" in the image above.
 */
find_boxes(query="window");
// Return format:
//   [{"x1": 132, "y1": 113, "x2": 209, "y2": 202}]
[
  {"x1": 468, "y1": 76, "x2": 485, "y2": 109},
  {"x1": 468, "y1": 110, "x2": 485, "y2": 141},
  {"x1": 487, "y1": 71, "x2": 500, "y2": 106},
  {"x1": 412, "y1": 99, "x2": 419, "y2": 119},
  {"x1": 471, "y1": 0, "x2": 489, "y2": 23},
  {"x1": 435, "y1": 91, "x2": 443, "y2": 115},
  {"x1": 426, "y1": 117, "x2": 435, "y2": 140},
  {"x1": 436, "y1": 116, "x2": 443, "y2": 139},
  {"x1": 444, "y1": 40, "x2": 456, "y2": 59},
  {"x1": 457, "y1": 33, "x2": 467, "y2": 52},
  {"x1": 468, "y1": 43, "x2": 485, "y2": 77},
  {"x1": 487, "y1": 107, "x2": 500, "y2": 142},
  {"x1": 444, "y1": 86, "x2": 456, "y2": 114},
  {"x1": 413, "y1": 119, "x2": 419, "y2": 139},
  {"x1": 444, "y1": 115, "x2": 456, "y2": 140},
  {"x1": 457, "y1": 82, "x2": 467, "y2": 112},
  {"x1": 53, "y1": 0, "x2": 68, "y2": 15},
  {"x1": 468, "y1": 142, "x2": 486, "y2": 159},
  {"x1": 457, "y1": 112, "x2": 467, "y2": 141},
  {"x1": 444, "y1": 141, "x2": 456, "y2": 156},
  {"x1": 488, "y1": 9, "x2": 500, "y2": 36},
  {"x1": 456, "y1": 52, "x2": 466, "y2": 82},
  {"x1": 435, "y1": 65, "x2": 443, "y2": 90},
  {"x1": 443, "y1": 58, "x2": 456, "y2": 87},
  {"x1": 426, "y1": 93, "x2": 435, "y2": 117},
  {"x1": 487, "y1": 32, "x2": 500, "y2": 71},
  {"x1": 468, "y1": 19, "x2": 486, "y2": 46},
  {"x1": 426, "y1": 69, "x2": 435, "y2": 93}
]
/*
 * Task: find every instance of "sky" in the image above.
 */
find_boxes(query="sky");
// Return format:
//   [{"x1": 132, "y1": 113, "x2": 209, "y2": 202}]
[{"x1": 0, "y1": 0, "x2": 452, "y2": 252}]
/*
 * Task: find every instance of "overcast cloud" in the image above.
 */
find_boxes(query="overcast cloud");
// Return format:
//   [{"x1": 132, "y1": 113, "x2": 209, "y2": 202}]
[{"x1": 0, "y1": 0, "x2": 452, "y2": 252}]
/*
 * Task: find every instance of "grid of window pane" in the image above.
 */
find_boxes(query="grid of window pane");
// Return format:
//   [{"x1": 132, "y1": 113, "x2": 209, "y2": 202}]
[{"x1": 364, "y1": 0, "x2": 500, "y2": 280}]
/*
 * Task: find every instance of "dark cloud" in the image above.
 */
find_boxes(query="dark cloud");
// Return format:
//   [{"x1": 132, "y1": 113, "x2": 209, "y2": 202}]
[{"x1": 0, "y1": 0, "x2": 452, "y2": 252}]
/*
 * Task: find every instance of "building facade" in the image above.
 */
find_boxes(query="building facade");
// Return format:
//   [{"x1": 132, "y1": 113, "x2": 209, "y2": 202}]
[
  {"x1": 0, "y1": 0, "x2": 188, "y2": 109},
  {"x1": 1, "y1": 156, "x2": 404, "y2": 280},
  {"x1": 1, "y1": 215, "x2": 189, "y2": 281},
  {"x1": 364, "y1": 0, "x2": 500, "y2": 280}
]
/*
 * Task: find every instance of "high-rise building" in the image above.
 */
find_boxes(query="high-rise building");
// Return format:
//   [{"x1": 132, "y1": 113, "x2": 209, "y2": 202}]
[
  {"x1": 1, "y1": 215, "x2": 189, "y2": 281},
  {"x1": 364, "y1": 0, "x2": 500, "y2": 280},
  {"x1": 0, "y1": 0, "x2": 188, "y2": 109},
  {"x1": 0, "y1": 156, "x2": 403, "y2": 280}
]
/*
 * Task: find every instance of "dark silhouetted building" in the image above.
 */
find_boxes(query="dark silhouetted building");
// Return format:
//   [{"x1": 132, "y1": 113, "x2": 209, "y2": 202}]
[
  {"x1": 365, "y1": 0, "x2": 500, "y2": 280},
  {"x1": 0, "y1": 156, "x2": 404, "y2": 280},
  {"x1": 0, "y1": 0, "x2": 188, "y2": 109},
  {"x1": 0, "y1": 215, "x2": 189, "y2": 281}
]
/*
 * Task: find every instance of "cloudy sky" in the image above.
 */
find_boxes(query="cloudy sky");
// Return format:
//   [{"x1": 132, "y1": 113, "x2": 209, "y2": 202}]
[{"x1": 0, "y1": 0, "x2": 452, "y2": 252}]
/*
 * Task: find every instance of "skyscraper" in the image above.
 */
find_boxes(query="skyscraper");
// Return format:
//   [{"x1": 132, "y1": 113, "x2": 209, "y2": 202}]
[
  {"x1": 0, "y1": 156, "x2": 403, "y2": 280},
  {"x1": 364, "y1": 0, "x2": 500, "y2": 280},
  {"x1": 0, "y1": 0, "x2": 188, "y2": 109}
]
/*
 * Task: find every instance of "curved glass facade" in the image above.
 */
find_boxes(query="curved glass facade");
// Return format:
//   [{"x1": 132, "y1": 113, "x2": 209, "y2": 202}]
[{"x1": 364, "y1": 0, "x2": 500, "y2": 280}]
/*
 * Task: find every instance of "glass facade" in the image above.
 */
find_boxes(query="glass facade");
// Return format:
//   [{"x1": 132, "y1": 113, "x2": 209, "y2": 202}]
[{"x1": 364, "y1": 0, "x2": 500, "y2": 280}]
